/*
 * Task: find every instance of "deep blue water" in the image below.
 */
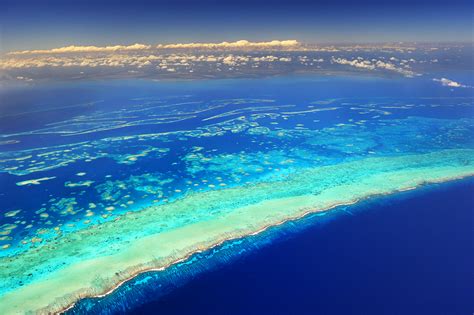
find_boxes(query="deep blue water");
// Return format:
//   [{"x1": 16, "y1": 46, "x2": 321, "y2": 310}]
[{"x1": 131, "y1": 180, "x2": 474, "y2": 315}]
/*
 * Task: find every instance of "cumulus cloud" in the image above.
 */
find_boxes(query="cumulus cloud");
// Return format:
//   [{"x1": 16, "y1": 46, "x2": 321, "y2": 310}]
[
  {"x1": 374, "y1": 60, "x2": 416, "y2": 77},
  {"x1": 156, "y1": 40, "x2": 299, "y2": 49},
  {"x1": 433, "y1": 78, "x2": 468, "y2": 88},
  {"x1": 8, "y1": 43, "x2": 152, "y2": 55},
  {"x1": 0, "y1": 52, "x2": 300, "y2": 70},
  {"x1": 5, "y1": 42, "x2": 456, "y2": 82},
  {"x1": 331, "y1": 57, "x2": 416, "y2": 77},
  {"x1": 331, "y1": 57, "x2": 375, "y2": 70},
  {"x1": 6, "y1": 40, "x2": 299, "y2": 56}
]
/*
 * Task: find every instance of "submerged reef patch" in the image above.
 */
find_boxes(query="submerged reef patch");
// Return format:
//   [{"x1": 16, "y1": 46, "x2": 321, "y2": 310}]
[
  {"x1": 1, "y1": 76, "x2": 473, "y2": 314},
  {"x1": 0, "y1": 149, "x2": 473, "y2": 314}
]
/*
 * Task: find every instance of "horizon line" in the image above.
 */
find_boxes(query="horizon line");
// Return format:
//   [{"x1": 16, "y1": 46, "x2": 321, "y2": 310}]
[{"x1": 5, "y1": 39, "x2": 473, "y2": 56}]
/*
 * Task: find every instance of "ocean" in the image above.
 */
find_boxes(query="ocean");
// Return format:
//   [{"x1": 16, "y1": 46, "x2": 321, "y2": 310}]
[
  {"x1": 1, "y1": 72, "x2": 473, "y2": 314},
  {"x1": 71, "y1": 179, "x2": 474, "y2": 315}
]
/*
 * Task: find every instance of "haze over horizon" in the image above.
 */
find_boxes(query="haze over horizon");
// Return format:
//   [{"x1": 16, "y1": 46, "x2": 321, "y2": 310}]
[{"x1": 1, "y1": 0, "x2": 473, "y2": 53}]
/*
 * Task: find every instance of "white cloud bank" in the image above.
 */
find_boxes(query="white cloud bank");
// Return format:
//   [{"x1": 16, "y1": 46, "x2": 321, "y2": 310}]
[
  {"x1": 7, "y1": 40, "x2": 300, "y2": 55},
  {"x1": 8, "y1": 43, "x2": 152, "y2": 55},
  {"x1": 156, "y1": 39, "x2": 299, "y2": 49},
  {"x1": 433, "y1": 78, "x2": 468, "y2": 88},
  {"x1": 0, "y1": 53, "x2": 297, "y2": 70},
  {"x1": 331, "y1": 57, "x2": 417, "y2": 77}
]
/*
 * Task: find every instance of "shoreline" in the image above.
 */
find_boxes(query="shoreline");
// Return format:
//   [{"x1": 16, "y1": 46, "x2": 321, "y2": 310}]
[{"x1": 60, "y1": 173, "x2": 473, "y2": 315}]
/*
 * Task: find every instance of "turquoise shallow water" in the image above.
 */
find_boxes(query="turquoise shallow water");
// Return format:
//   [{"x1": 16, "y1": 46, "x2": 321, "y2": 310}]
[
  {"x1": 70, "y1": 178, "x2": 474, "y2": 315},
  {"x1": 1, "y1": 74, "x2": 473, "y2": 255},
  {"x1": 0, "y1": 73, "x2": 473, "y2": 313}
]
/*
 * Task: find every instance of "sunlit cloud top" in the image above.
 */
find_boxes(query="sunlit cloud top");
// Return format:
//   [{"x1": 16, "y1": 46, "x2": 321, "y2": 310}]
[
  {"x1": 155, "y1": 39, "x2": 300, "y2": 49},
  {"x1": 1, "y1": 40, "x2": 470, "y2": 84},
  {"x1": 7, "y1": 40, "x2": 300, "y2": 55},
  {"x1": 7, "y1": 43, "x2": 152, "y2": 55}
]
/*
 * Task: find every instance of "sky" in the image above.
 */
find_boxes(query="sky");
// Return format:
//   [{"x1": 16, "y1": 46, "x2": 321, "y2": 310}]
[{"x1": 0, "y1": 0, "x2": 473, "y2": 53}]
